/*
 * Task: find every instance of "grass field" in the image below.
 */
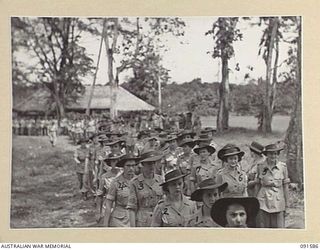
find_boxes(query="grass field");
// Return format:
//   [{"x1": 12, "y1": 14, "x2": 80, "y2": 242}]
[
  {"x1": 201, "y1": 115, "x2": 290, "y2": 133},
  {"x1": 10, "y1": 115, "x2": 304, "y2": 229}
]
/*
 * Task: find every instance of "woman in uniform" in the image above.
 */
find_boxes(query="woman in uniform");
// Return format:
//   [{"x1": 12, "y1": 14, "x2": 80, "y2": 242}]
[
  {"x1": 246, "y1": 141, "x2": 265, "y2": 197},
  {"x1": 186, "y1": 176, "x2": 228, "y2": 227},
  {"x1": 151, "y1": 169, "x2": 196, "y2": 227},
  {"x1": 127, "y1": 150, "x2": 164, "y2": 227},
  {"x1": 74, "y1": 138, "x2": 90, "y2": 200},
  {"x1": 217, "y1": 144, "x2": 248, "y2": 197},
  {"x1": 176, "y1": 138, "x2": 196, "y2": 196},
  {"x1": 104, "y1": 153, "x2": 139, "y2": 227},
  {"x1": 96, "y1": 152, "x2": 123, "y2": 223},
  {"x1": 190, "y1": 142, "x2": 217, "y2": 193},
  {"x1": 254, "y1": 143, "x2": 290, "y2": 228}
]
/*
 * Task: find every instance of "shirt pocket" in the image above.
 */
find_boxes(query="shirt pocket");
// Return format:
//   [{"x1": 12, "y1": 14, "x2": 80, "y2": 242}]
[
  {"x1": 162, "y1": 212, "x2": 179, "y2": 227},
  {"x1": 111, "y1": 209, "x2": 128, "y2": 219}
]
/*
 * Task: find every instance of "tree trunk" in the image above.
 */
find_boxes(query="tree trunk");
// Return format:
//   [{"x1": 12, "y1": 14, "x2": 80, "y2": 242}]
[
  {"x1": 285, "y1": 17, "x2": 303, "y2": 187},
  {"x1": 217, "y1": 57, "x2": 229, "y2": 132},
  {"x1": 86, "y1": 19, "x2": 106, "y2": 116},
  {"x1": 104, "y1": 19, "x2": 119, "y2": 120},
  {"x1": 262, "y1": 17, "x2": 279, "y2": 133}
]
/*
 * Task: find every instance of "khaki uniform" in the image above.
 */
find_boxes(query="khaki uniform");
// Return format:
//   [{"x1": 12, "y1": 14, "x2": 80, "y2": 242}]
[
  {"x1": 106, "y1": 174, "x2": 131, "y2": 227},
  {"x1": 218, "y1": 166, "x2": 248, "y2": 197},
  {"x1": 255, "y1": 161, "x2": 290, "y2": 228},
  {"x1": 48, "y1": 123, "x2": 58, "y2": 146},
  {"x1": 186, "y1": 206, "x2": 221, "y2": 227},
  {"x1": 151, "y1": 195, "x2": 196, "y2": 227},
  {"x1": 127, "y1": 174, "x2": 163, "y2": 227},
  {"x1": 177, "y1": 153, "x2": 195, "y2": 196},
  {"x1": 74, "y1": 147, "x2": 90, "y2": 193},
  {"x1": 190, "y1": 159, "x2": 219, "y2": 188}
]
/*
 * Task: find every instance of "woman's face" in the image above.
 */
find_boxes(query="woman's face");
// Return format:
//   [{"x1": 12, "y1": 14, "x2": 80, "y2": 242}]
[
  {"x1": 225, "y1": 204, "x2": 247, "y2": 228},
  {"x1": 123, "y1": 160, "x2": 136, "y2": 177},
  {"x1": 141, "y1": 161, "x2": 156, "y2": 177},
  {"x1": 202, "y1": 188, "x2": 221, "y2": 208},
  {"x1": 109, "y1": 159, "x2": 118, "y2": 168},
  {"x1": 167, "y1": 178, "x2": 183, "y2": 196},
  {"x1": 183, "y1": 144, "x2": 192, "y2": 154},
  {"x1": 226, "y1": 155, "x2": 239, "y2": 168},
  {"x1": 169, "y1": 140, "x2": 177, "y2": 150},
  {"x1": 266, "y1": 151, "x2": 279, "y2": 164},
  {"x1": 199, "y1": 148, "x2": 209, "y2": 160}
]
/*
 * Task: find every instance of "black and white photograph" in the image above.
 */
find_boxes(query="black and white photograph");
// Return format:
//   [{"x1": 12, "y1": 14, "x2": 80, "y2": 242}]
[{"x1": 11, "y1": 16, "x2": 304, "y2": 229}]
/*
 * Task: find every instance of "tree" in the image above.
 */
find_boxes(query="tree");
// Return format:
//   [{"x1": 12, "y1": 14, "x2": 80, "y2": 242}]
[
  {"x1": 122, "y1": 18, "x2": 185, "y2": 108},
  {"x1": 284, "y1": 17, "x2": 303, "y2": 187},
  {"x1": 206, "y1": 18, "x2": 242, "y2": 132},
  {"x1": 12, "y1": 17, "x2": 94, "y2": 120},
  {"x1": 258, "y1": 17, "x2": 281, "y2": 133},
  {"x1": 85, "y1": 17, "x2": 185, "y2": 117}
]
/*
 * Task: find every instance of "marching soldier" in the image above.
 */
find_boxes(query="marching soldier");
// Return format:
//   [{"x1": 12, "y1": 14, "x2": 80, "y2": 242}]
[
  {"x1": 254, "y1": 143, "x2": 290, "y2": 228},
  {"x1": 187, "y1": 176, "x2": 228, "y2": 227},
  {"x1": 104, "y1": 153, "x2": 139, "y2": 227},
  {"x1": 127, "y1": 150, "x2": 164, "y2": 227},
  {"x1": 217, "y1": 144, "x2": 248, "y2": 198},
  {"x1": 74, "y1": 138, "x2": 90, "y2": 200},
  {"x1": 151, "y1": 169, "x2": 197, "y2": 227}
]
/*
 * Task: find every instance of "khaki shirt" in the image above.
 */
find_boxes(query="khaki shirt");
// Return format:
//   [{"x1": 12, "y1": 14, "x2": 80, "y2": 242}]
[
  {"x1": 127, "y1": 174, "x2": 163, "y2": 227},
  {"x1": 218, "y1": 166, "x2": 248, "y2": 197},
  {"x1": 151, "y1": 195, "x2": 197, "y2": 227},
  {"x1": 255, "y1": 161, "x2": 290, "y2": 213},
  {"x1": 190, "y1": 159, "x2": 218, "y2": 187},
  {"x1": 186, "y1": 206, "x2": 221, "y2": 227},
  {"x1": 74, "y1": 147, "x2": 89, "y2": 173}
]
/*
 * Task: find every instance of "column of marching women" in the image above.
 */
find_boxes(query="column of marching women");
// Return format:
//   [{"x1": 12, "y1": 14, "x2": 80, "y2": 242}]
[{"x1": 73, "y1": 117, "x2": 290, "y2": 228}]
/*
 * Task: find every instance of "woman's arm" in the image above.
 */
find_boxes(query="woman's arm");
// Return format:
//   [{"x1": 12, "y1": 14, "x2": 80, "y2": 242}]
[
  {"x1": 128, "y1": 209, "x2": 136, "y2": 227},
  {"x1": 103, "y1": 199, "x2": 113, "y2": 227}
]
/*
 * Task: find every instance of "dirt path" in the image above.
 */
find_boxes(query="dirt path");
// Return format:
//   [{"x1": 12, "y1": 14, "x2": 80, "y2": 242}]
[
  {"x1": 11, "y1": 136, "x2": 98, "y2": 228},
  {"x1": 10, "y1": 135, "x2": 305, "y2": 229}
]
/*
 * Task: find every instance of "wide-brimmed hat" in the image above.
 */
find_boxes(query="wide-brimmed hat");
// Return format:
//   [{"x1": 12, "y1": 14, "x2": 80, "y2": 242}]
[
  {"x1": 179, "y1": 138, "x2": 196, "y2": 148},
  {"x1": 164, "y1": 135, "x2": 178, "y2": 143},
  {"x1": 194, "y1": 134, "x2": 212, "y2": 144},
  {"x1": 105, "y1": 131, "x2": 124, "y2": 138},
  {"x1": 158, "y1": 131, "x2": 169, "y2": 139},
  {"x1": 104, "y1": 138, "x2": 126, "y2": 146},
  {"x1": 139, "y1": 150, "x2": 163, "y2": 163},
  {"x1": 191, "y1": 176, "x2": 228, "y2": 202},
  {"x1": 193, "y1": 142, "x2": 216, "y2": 155},
  {"x1": 262, "y1": 143, "x2": 284, "y2": 155},
  {"x1": 104, "y1": 152, "x2": 125, "y2": 165},
  {"x1": 200, "y1": 127, "x2": 217, "y2": 134},
  {"x1": 97, "y1": 134, "x2": 109, "y2": 142},
  {"x1": 137, "y1": 130, "x2": 150, "y2": 140},
  {"x1": 178, "y1": 129, "x2": 196, "y2": 139},
  {"x1": 154, "y1": 127, "x2": 163, "y2": 133},
  {"x1": 116, "y1": 153, "x2": 140, "y2": 168},
  {"x1": 160, "y1": 169, "x2": 189, "y2": 186},
  {"x1": 217, "y1": 144, "x2": 245, "y2": 161},
  {"x1": 147, "y1": 135, "x2": 159, "y2": 141},
  {"x1": 249, "y1": 141, "x2": 264, "y2": 155},
  {"x1": 210, "y1": 197, "x2": 260, "y2": 227},
  {"x1": 78, "y1": 137, "x2": 90, "y2": 144}
]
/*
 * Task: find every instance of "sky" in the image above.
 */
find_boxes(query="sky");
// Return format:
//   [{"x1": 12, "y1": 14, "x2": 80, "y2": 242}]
[{"x1": 15, "y1": 17, "x2": 297, "y2": 85}]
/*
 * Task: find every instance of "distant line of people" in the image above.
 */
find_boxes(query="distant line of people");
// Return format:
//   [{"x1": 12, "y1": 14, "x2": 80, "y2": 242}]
[{"x1": 73, "y1": 116, "x2": 290, "y2": 228}]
